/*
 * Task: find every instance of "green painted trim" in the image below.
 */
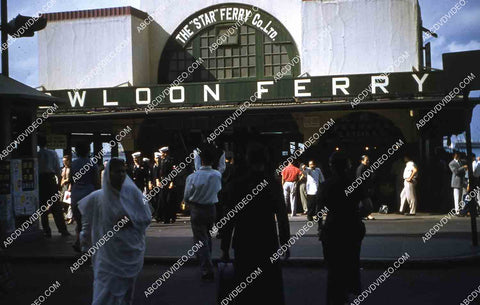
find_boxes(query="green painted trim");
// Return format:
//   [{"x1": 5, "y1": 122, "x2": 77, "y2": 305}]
[{"x1": 48, "y1": 71, "x2": 448, "y2": 112}]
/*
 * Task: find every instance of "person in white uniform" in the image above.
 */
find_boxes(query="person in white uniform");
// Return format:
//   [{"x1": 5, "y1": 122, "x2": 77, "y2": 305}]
[
  {"x1": 399, "y1": 156, "x2": 418, "y2": 216},
  {"x1": 79, "y1": 158, "x2": 151, "y2": 305}
]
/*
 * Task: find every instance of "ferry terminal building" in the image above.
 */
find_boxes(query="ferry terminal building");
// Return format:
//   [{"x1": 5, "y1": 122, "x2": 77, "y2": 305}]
[{"x1": 37, "y1": 0, "x2": 479, "y2": 213}]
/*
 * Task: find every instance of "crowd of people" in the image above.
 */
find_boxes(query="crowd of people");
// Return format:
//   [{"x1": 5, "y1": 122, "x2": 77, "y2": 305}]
[
  {"x1": 33, "y1": 135, "x2": 480, "y2": 305},
  {"x1": 279, "y1": 154, "x2": 419, "y2": 221},
  {"x1": 130, "y1": 147, "x2": 179, "y2": 224}
]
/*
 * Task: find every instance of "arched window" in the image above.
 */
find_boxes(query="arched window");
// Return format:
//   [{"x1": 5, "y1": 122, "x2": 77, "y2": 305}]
[{"x1": 158, "y1": 4, "x2": 299, "y2": 83}]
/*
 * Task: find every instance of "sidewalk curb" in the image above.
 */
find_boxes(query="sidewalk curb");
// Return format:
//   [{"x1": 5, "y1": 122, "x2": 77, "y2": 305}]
[{"x1": 5, "y1": 253, "x2": 480, "y2": 269}]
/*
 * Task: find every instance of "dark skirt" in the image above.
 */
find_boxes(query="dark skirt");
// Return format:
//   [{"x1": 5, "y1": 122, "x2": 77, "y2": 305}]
[
  {"x1": 230, "y1": 248, "x2": 285, "y2": 305},
  {"x1": 321, "y1": 223, "x2": 365, "y2": 305}
]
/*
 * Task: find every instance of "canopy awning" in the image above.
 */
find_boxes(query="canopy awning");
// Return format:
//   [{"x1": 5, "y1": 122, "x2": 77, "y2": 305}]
[{"x1": 0, "y1": 74, "x2": 66, "y2": 106}]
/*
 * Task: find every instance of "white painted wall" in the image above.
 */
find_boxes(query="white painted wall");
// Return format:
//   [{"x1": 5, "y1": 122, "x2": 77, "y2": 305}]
[
  {"x1": 38, "y1": 0, "x2": 420, "y2": 90},
  {"x1": 301, "y1": 0, "x2": 420, "y2": 75},
  {"x1": 141, "y1": 0, "x2": 419, "y2": 77},
  {"x1": 38, "y1": 16, "x2": 135, "y2": 90}
]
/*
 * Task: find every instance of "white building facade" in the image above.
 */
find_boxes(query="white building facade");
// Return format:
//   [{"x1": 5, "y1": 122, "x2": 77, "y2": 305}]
[{"x1": 39, "y1": 0, "x2": 421, "y2": 89}]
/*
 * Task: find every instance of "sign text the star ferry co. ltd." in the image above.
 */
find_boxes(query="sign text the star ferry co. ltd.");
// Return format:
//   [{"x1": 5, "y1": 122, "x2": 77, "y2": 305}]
[{"x1": 47, "y1": 72, "x2": 447, "y2": 111}]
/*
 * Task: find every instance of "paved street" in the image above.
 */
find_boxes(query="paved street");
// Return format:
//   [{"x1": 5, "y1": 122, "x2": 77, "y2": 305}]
[
  {"x1": 1, "y1": 261, "x2": 479, "y2": 305},
  {"x1": 6, "y1": 213, "x2": 480, "y2": 263},
  {"x1": 2, "y1": 212, "x2": 479, "y2": 304}
]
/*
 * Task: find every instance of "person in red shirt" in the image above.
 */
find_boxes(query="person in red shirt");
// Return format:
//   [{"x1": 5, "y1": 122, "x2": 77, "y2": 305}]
[{"x1": 281, "y1": 162, "x2": 303, "y2": 217}]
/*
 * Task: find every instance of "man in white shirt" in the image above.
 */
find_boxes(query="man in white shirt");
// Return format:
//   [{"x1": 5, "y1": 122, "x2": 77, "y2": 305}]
[
  {"x1": 184, "y1": 145, "x2": 222, "y2": 281},
  {"x1": 400, "y1": 156, "x2": 418, "y2": 216},
  {"x1": 304, "y1": 160, "x2": 325, "y2": 221}
]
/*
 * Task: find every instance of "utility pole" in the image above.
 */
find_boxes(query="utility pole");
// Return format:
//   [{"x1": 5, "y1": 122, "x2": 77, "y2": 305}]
[{"x1": 464, "y1": 88, "x2": 478, "y2": 247}]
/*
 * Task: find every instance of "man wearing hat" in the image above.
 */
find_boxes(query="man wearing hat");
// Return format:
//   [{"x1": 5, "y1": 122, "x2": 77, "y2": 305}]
[
  {"x1": 158, "y1": 146, "x2": 177, "y2": 224},
  {"x1": 142, "y1": 157, "x2": 152, "y2": 190},
  {"x1": 131, "y1": 152, "x2": 148, "y2": 193},
  {"x1": 150, "y1": 152, "x2": 162, "y2": 222}
]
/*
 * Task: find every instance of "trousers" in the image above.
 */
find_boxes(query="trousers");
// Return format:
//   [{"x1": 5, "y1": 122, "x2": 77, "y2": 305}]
[
  {"x1": 283, "y1": 182, "x2": 297, "y2": 215},
  {"x1": 39, "y1": 173, "x2": 68, "y2": 235},
  {"x1": 453, "y1": 187, "x2": 465, "y2": 213},
  {"x1": 307, "y1": 194, "x2": 318, "y2": 219},
  {"x1": 190, "y1": 203, "x2": 216, "y2": 275},
  {"x1": 298, "y1": 182, "x2": 308, "y2": 213},
  {"x1": 400, "y1": 180, "x2": 416, "y2": 214}
]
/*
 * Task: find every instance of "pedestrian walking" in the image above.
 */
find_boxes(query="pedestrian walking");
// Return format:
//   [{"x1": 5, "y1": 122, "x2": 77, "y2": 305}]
[
  {"x1": 60, "y1": 155, "x2": 73, "y2": 224},
  {"x1": 281, "y1": 162, "x2": 303, "y2": 217},
  {"x1": 184, "y1": 145, "x2": 222, "y2": 281},
  {"x1": 195, "y1": 143, "x2": 226, "y2": 227},
  {"x1": 220, "y1": 142, "x2": 290, "y2": 304},
  {"x1": 298, "y1": 163, "x2": 308, "y2": 214},
  {"x1": 37, "y1": 135, "x2": 70, "y2": 238},
  {"x1": 356, "y1": 155, "x2": 375, "y2": 220},
  {"x1": 159, "y1": 147, "x2": 177, "y2": 224},
  {"x1": 399, "y1": 156, "x2": 418, "y2": 216},
  {"x1": 70, "y1": 142, "x2": 100, "y2": 251},
  {"x1": 449, "y1": 152, "x2": 467, "y2": 215},
  {"x1": 150, "y1": 152, "x2": 162, "y2": 222},
  {"x1": 319, "y1": 151, "x2": 372, "y2": 305},
  {"x1": 218, "y1": 151, "x2": 236, "y2": 257},
  {"x1": 78, "y1": 158, "x2": 151, "y2": 305},
  {"x1": 305, "y1": 160, "x2": 325, "y2": 221}
]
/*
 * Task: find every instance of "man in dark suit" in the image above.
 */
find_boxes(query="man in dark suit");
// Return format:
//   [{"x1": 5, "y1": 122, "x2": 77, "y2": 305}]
[
  {"x1": 449, "y1": 152, "x2": 468, "y2": 215},
  {"x1": 356, "y1": 155, "x2": 375, "y2": 220},
  {"x1": 150, "y1": 152, "x2": 162, "y2": 222},
  {"x1": 159, "y1": 146, "x2": 177, "y2": 224}
]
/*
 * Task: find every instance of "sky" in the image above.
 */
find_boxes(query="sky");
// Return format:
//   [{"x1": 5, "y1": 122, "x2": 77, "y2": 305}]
[{"x1": 4, "y1": 0, "x2": 480, "y2": 141}]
